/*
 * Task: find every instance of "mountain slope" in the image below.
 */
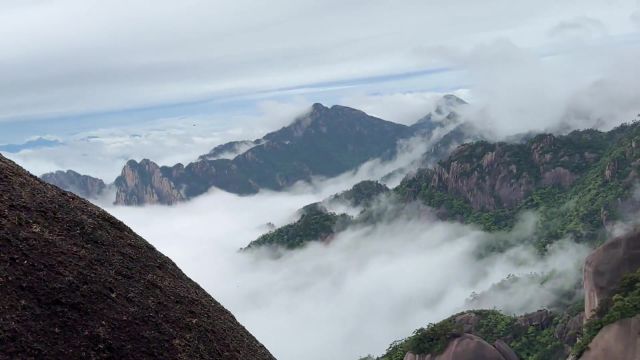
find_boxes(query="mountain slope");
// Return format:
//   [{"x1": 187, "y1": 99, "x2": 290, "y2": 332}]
[
  {"x1": 0, "y1": 155, "x2": 275, "y2": 359},
  {"x1": 247, "y1": 121, "x2": 640, "y2": 251}
]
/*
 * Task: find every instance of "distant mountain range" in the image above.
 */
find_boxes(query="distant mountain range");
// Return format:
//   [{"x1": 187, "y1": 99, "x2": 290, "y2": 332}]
[
  {"x1": 41, "y1": 95, "x2": 473, "y2": 205},
  {"x1": 0, "y1": 137, "x2": 62, "y2": 153}
]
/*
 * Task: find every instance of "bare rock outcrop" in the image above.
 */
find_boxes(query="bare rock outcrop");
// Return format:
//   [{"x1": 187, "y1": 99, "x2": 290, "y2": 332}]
[
  {"x1": 41, "y1": 169, "x2": 106, "y2": 199},
  {"x1": 584, "y1": 230, "x2": 640, "y2": 319},
  {"x1": 403, "y1": 334, "x2": 517, "y2": 360},
  {"x1": 0, "y1": 154, "x2": 275, "y2": 359},
  {"x1": 578, "y1": 315, "x2": 640, "y2": 360},
  {"x1": 114, "y1": 159, "x2": 185, "y2": 205}
]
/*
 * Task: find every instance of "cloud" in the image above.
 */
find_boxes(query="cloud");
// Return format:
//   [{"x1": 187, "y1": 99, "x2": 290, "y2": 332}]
[
  {"x1": 0, "y1": 0, "x2": 638, "y2": 123},
  {"x1": 454, "y1": 37, "x2": 640, "y2": 139},
  {"x1": 339, "y1": 89, "x2": 470, "y2": 125},
  {"x1": 547, "y1": 16, "x2": 608, "y2": 42},
  {"x1": 101, "y1": 179, "x2": 590, "y2": 360},
  {"x1": 633, "y1": 10, "x2": 640, "y2": 28}
]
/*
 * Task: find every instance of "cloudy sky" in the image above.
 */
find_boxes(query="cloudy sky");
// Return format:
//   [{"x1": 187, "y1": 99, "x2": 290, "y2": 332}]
[
  {"x1": 1, "y1": 0, "x2": 639, "y2": 147},
  {"x1": 2, "y1": 3, "x2": 640, "y2": 359}
]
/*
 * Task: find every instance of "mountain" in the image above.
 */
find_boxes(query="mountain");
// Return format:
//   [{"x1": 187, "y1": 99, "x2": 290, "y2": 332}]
[
  {"x1": 0, "y1": 154, "x2": 275, "y2": 359},
  {"x1": 41, "y1": 170, "x2": 107, "y2": 199},
  {"x1": 114, "y1": 100, "x2": 458, "y2": 205},
  {"x1": 250, "y1": 121, "x2": 640, "y2": 251},
  {"x1": 373, "y1": 228, "x2": 640, "y2": 360},
  {"x1": 397, "y1": 123, "x2": 639, "y2": 248},
  {"x1": 244, "y1": 180, "x2": 390, "y2": 250},
  {"x1": 198, "y1": 140, "x2": 262, "y2": 161},
  {"x1": 0, "y1": 137, "x2": 62, "y2": 153},
  {"x1": 409, "y1": 94, "x2": 468, "y2": 134}
]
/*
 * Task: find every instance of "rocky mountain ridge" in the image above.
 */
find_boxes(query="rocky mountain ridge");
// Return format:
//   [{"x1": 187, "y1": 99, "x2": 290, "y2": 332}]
[
  {"x1": 39, "y1": 95, "x2": 469, "y2": 206},
  {"x1": 249, "y1": 121, "x2": 640, "y2": 251}
]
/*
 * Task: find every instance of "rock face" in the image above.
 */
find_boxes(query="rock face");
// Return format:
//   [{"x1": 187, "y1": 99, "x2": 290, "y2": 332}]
[
  {"x1": 114, "y1": 159, "x2": 185, "y2": 205},
  {"x1": 0, "y1": 154, "x2": 275, "y2": 359},
  {"x1": 403, "y1": 334, "x2": 517, "y2": 360},
  {"x1": 584, "y1": 230, "x2": 640, "y2": 319},
  {"x1": 41, "y1": 170, "x2": 106, "y2": 199},
  {"x1": 399, "y1": 130, "x2": 609, "y2": 212},
  {"x1": 579, "y1": 315, "x2": 640, "y2": 360}
]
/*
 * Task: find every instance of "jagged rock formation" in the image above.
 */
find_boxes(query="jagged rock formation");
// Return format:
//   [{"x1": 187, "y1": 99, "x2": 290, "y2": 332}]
[
  {"x1": 579, "y1": 315, "x2": 640, "y2": 360},
  {"x1": 403, "y1": 334, "x2": 517, "y2": 360},
  {"x1": 395, "y1": 122, "x2": 640, "y2": 245},
  {"x1": 41, "y1": 169, "x2": 106, "y2": 199},
  {"x1": 400, "y1": 129, "x2": 611, "y2": 212},
  {"x1": 114, "y1": 159, "x2": 185, "y2": 205},
  {"x1": 114, "y1": 96, "x2": 467, "y2": 205},
  {"x1": 0, "y1": 154, "x2": 274, "y2": 359},
  {"x1": 583, "y1": 230, "x2": 640, "y2": 319}
]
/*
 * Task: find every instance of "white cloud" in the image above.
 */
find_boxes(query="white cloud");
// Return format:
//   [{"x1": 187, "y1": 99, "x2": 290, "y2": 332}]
[
  {"x1": 454, "y1": 37, "x2": 640, "y2": 139},
  {"x1": 339, "y1": 89, "x2": 470, "y2": 125},
  {"x1": 101, "y1": 182, "x2": 590, "y2": 360},
  {"x1": 0, "y1": 0, "x2": 638, "y2": 122},
  {"x1": 633, "y1": 10, "x2": 640, "y2": 28},
  {"x1": 547, "y1": 16, "x2": 608, "y2": 42}
]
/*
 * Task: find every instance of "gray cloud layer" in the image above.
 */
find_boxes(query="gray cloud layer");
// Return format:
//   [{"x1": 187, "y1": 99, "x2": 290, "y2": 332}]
[{"x1": 0, "y1": 0, "x2": 638, "y2": 122}]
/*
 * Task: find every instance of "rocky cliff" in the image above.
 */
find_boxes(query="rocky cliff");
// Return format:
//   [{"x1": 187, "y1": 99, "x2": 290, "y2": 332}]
[
  {"x1": 578, "y1": 315, "x2": 640, "y2": 360},
  {"x1": 583, "y1": 230, "x2": 640, "y2": 319},
  {"x1": 403, "y1": 334, "x2": 517, "y2": 360},
  {"x1": 0, "y1": 154, "x2": 274, "y2": 359},
  {"x1": 41, "y1": 169, "x2": 106, "y2": 199},
  {"x1": 114, "y1": 159, "x2": 185, "y2": 205}
]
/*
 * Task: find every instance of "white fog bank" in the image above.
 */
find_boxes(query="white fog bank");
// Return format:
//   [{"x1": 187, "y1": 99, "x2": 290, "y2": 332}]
[{"x1": 103, "y1": 188, "x2": 589, "y2": 360}]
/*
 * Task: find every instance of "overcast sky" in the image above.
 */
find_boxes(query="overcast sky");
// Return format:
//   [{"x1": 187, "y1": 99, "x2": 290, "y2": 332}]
[{"x1": 1, "y1": 0, "x2": 639, "y2": 144}]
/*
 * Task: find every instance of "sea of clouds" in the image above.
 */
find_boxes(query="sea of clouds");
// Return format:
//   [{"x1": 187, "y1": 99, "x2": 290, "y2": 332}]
[{"x1": 100, "y1": 162, "x2": 589, "y2": 360}]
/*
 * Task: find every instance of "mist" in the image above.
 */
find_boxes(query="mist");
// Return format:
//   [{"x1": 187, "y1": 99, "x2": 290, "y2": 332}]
[{"x1": 102, "y1": 179, "x2": 589, "y2": 360}]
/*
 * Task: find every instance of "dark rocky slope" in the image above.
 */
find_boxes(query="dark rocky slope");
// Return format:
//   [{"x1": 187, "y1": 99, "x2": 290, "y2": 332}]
[
  {"x1": 41, "y1": 169, "x2": 107, "y2": 199},
  {"x1": 0, "y1": 155, "x2": 274, "y2": 360}
]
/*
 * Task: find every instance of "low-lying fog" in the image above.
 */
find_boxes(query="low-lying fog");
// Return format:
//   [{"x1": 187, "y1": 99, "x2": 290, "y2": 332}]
[{"x1": 103, "y1": 177, "x2": 589, "y2": 360}]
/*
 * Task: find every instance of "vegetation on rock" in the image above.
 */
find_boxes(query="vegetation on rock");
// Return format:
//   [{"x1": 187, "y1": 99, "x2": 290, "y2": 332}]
[
  {"x1": 244, "y1": 203, "x2": 352, "y2": 250},
  {"x1": 572, "y1": 268, "x2": 640, "y2": 357}
]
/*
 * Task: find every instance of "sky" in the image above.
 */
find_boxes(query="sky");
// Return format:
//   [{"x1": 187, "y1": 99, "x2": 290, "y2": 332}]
[{"x1": 1, "y1": 0, "x2": 639, "y2": 148}]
